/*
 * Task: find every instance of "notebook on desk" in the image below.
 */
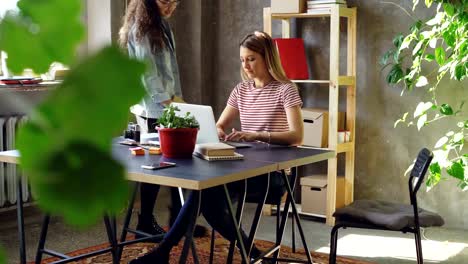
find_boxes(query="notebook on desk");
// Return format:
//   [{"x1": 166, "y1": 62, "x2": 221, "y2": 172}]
[{"x1": 193, "y1": 151, "x2": 244, "y2": 161}]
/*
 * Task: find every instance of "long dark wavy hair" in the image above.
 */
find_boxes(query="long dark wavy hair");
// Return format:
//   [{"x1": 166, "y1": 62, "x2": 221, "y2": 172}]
[{"x1": 119, "y1": 0, "x2": 165, "y2": 53}]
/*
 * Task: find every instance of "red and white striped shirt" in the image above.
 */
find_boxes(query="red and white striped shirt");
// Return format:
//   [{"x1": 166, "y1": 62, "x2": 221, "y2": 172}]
[{"x1": 227, "y1": 80, "x2": 302, "y2": 133}]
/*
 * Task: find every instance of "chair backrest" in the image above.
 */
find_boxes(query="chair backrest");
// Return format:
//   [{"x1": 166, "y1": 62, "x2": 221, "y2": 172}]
[{"x1": 408, "y1": 148, "x2": 433, "y2": 206}]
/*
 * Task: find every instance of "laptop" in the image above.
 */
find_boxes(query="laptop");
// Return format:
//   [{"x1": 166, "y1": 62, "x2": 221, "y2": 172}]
[{"x1": 170, "y1": 103, "x2": 251, "y2": 148}]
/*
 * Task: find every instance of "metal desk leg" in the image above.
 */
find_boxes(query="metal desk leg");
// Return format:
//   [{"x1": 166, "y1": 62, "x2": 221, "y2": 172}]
[
  {"x1": 246, "y1": 174, "x2": 270, "y2": 261},
  {"x1": 103, "y1": 215, "x2": 119, "y2": 264},
  {"x1": 272, "y1": 170, "x2": 313, "y2": 264},
  {"x1": 17, "y1": 176, "x2": 26, "y2": 264},
  {"x1": 223, "y1": 185, "x2": 249, "y2": 264},
  {"x1": 179, "y1": 190, "x2": 201, "y2": 264},
  {"x1": 117, "y1": 182, "x2": 139, "y2": 261},
  {"x1": 35, "y1": 214, "x2": 51, "y2": 264},
  {"x1": 226, "y1": 179, "x2": 247, "y2": 264},
  {"x1": 177, "y1": 187, "x2": 200, "y2": 264}
]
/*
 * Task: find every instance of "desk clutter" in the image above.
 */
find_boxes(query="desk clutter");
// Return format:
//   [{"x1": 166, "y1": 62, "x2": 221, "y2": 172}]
[
  {"x1": 193, "y1": 142, "x2": 244, "y2": 161},
  {"x1": 128, "y1": 146, "x2": 162, "y2": 156},
  {"x1": 0, "y1": 77, "x2": 43, "y2": 85}
]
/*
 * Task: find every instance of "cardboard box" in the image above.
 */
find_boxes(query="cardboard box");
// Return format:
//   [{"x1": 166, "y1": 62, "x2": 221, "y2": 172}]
[
  {"x1": 300, "y1": 175, "x2": 345, "y2": 216},
  {"x1": 271, "y1": 0, "x2": 306, "y2": 13},
  {"x1": 302, "y1": 108, "x2": 345, "y2": 147}
]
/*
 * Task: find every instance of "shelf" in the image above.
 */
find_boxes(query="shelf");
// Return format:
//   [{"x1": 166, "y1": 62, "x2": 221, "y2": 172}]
[
  {"x1": 337, "y1": 142, "x2": 354, "y2": 153},
  {"x1": 292, "y1": 76, "x2": 355, "y2": 86},
  {"x1": 299, "y1": 142, "x2": 354, "y2": 154},
  {"x1": 292, "y1": 79, "x2": 330, "y2": 84},
  {"x1": 264, "y1": 5, "x2": 357, "y2": 226},
  {"x1": 271, "y1": 6, "x2": 355, "y2": 19}
]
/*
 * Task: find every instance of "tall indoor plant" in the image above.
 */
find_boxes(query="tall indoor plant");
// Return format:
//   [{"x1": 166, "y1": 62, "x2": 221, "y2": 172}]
[{"x1": 382, "y1": 0, "x2": 467, "y2": 190}]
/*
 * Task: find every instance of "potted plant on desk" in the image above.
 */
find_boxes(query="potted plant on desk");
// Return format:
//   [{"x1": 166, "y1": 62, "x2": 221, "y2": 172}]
[{"x1": 157, "y1": 104, "x2": 199, "y2": 158}]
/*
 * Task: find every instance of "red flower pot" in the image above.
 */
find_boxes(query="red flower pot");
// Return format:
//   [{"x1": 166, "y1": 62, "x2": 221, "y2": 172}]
[{"x1": 157, "y1": 127, "x2": 198, "y2": 158}]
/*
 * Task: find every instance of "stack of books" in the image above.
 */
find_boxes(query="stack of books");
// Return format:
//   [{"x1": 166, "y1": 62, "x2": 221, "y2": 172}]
[
  {"x1": 193, "y1": 142, "x2": 244, "y2": 161},
  {"x1": 307, "y1": 0, "x2": 347, "y2": 14}
]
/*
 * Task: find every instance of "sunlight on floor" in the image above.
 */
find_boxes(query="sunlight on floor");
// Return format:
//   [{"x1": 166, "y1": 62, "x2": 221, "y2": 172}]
[{"x1": 315, "y1": 234, "x2": 468, "y2": 262}]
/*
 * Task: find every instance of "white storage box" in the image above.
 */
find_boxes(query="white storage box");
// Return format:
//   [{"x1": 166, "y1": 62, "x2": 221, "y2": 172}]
[
  {"x1": 302, "y1": 108, "x2": 345, "y2": 147},
  {"x1": 300, "y1": 175, "x2": 345, "y2": 215},
  {"x1": 271, "y1": 0, "x2": 306, "y2": 13}
]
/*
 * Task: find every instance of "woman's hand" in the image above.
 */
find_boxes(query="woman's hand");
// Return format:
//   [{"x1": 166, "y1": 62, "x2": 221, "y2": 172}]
[
  {"x1": 217, "y1": 127, "x2": 227, "y2": 141},
  {"x1": 225, "y1": 128, "x2": 258, "y2": 142}
]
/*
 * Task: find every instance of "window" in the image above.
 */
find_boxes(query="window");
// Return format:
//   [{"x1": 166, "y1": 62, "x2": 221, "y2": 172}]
[
  {"x1": 0, "y1": 0, "x2": 19, "y2": 76},
  {"x1": 0, "y1": 0, "x2": 19, "y2": 18}
]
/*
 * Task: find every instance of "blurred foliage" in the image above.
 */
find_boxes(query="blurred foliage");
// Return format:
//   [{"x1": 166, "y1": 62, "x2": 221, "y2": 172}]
[
  {"x1": 0, "y1": 0, "x2": 146, "y2": 231},
  {"x1": 382, "y1": 0, "x2": 467, "y2": 190}
]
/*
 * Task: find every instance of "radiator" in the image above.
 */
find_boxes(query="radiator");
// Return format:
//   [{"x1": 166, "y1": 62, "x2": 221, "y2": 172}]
[{"x1": 0, "y1": 115, "x2": 30, "y2": 208}]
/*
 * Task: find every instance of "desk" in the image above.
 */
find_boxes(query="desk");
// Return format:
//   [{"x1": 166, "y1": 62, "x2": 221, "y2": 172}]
[{"x1": 0, "y1": 143, "x2": 334, "y2": 264}]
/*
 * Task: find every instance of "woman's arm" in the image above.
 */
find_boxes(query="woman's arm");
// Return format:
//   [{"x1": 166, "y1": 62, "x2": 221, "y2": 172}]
[
  {"x1": 216, "y1": 105, "x2": 239, "y2": 140},
  {"x1": 224, "y1": 105, "x2": 303, "y2": 146},
  {"x1": 274, "y1": 105, "x2": 303, "y2": 145}
]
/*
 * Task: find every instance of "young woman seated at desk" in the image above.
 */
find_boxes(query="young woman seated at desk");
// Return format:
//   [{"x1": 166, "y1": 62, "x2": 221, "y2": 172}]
[{"x1": 129, "y1": 31, "x2": 303, "y2": 264}]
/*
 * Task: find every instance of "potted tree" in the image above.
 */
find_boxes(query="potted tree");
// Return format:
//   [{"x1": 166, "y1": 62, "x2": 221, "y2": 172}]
[{"x1": 156, "y1": 105, "x2": 199, "y2": 158}]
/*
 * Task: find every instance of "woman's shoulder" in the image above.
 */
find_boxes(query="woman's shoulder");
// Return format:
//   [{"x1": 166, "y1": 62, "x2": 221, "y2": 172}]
[
  {"x1": 270, "y1": 80, "x2": 296, "y2": 90},
  {"x1": 235, "y1": 80, "x2": 253, "y2": 89}
]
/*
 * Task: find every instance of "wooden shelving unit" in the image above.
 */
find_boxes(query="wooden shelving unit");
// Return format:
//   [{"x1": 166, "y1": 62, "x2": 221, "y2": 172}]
[{"x1": 264, "y1": 5, "x2": 357, "y2": 225}]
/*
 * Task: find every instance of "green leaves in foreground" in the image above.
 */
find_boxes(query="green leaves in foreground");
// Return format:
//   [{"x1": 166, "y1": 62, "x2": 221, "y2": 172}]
[
  {"x1": 16, "y1": 46, "x2": 146, "y2": 226},
  {"x1": 0, "y1": 247, "x2": 4, "y2": 264},
  {"x1": 0, "y1": 0, "x2": 84, "y2": 74}
]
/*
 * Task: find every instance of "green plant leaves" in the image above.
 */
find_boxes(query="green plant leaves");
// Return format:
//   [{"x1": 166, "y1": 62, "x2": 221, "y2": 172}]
[
  {"x1": 447, "y1": 162, "x2": 465, "y2": 181},
  {"x1": 415, "y1": 76, "x2": 428, "y2": 87},
  {"x1": 443, "y1": 3, "x2": 455, "y2": 16},
  {"x1": 0, "y1": 0, "x2": 84, "y2": 73},
  {"x1": 23, "y1": 141, "x2": 129, "y2": 226},
  {"x1": 157, "y1": 105, "x2": 199, "y2": 129},
  {"x1": 387, "y1": 64, "x2": 404, "y2": 83},
  {"x1": 414, "y1": 102, "x2": 434, "y2": 117},
  {"x1": 393, "y1": 34, "x2": 404, "y2": 48},
  {"x1": 16, "y1": 46, "x2": 146, "y2": 226},
  {"x1": 440, "y1": 103, "x2": 454, "y2": 115},
  {"x1": 0, "y1": 247, "x2": 4, "y2": 264},
  {"x1": 435, "y1": 47, "x2": 445, "y2": 65},
  {"x1": 417, "y1": 114, "x2": 427, "y2": 130},
  {"x1": 454, "y1": 65, "x2": 466, "y2": 80},
  {"x1": 427, "y1": 163, "x2": 442, "y2": 190}
]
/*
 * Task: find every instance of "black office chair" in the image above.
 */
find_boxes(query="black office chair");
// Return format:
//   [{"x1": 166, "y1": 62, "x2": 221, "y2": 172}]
[{"x1": 329, "y1": 148, "x2": 444, "y2": 264}]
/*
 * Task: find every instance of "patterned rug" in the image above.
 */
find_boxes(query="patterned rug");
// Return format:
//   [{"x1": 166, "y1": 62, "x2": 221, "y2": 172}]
[{"x1": 35, "y1": 232, "x2": 373, "y2": 264}]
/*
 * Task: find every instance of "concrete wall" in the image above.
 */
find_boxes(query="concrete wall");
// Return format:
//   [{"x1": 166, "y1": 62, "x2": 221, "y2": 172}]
[{"x1": 167, "y1": 0, "x2": 468, "y2": 228}]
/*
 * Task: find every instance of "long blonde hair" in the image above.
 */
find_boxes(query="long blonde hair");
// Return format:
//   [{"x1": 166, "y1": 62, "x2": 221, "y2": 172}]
[{"x1": 239, "y1": 31, "x2": 291, "y2": 83}]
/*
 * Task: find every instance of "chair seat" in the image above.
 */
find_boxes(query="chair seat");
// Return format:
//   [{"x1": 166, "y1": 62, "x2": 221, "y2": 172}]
[{"x1": 333, "y1": 200, "x2": 444, "y2": 231}]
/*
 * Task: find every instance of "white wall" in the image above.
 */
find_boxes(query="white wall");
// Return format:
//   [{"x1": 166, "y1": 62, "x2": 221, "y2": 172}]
[{"x1": 86, "y1": 0, "x2": 112, "y2": 54}]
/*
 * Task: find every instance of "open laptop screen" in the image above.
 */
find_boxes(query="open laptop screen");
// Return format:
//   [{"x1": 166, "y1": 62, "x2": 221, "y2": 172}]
[
  {"x1": 170, "y1": 103, "x2": 252, "y2": 148},
  {"x1": 170, "y1": 103, "x2": 220, "y2": 144}
]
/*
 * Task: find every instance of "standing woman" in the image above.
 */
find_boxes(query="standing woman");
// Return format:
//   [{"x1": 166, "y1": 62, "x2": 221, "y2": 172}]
[{"x1": 119, "y1": 0, "x2": 182, "y2": 239}]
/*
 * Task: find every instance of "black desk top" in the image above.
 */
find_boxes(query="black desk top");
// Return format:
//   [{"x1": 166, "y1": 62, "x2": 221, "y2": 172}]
[
  {"x1": 112, "y1": 143, "x2": 276, "y2": 190},
  {"x1": 0, "y1": 142, "x2": 335, "y2": 191},
  {"x1": 236, "y1": 143, "x2": 334, "y2": 169}
]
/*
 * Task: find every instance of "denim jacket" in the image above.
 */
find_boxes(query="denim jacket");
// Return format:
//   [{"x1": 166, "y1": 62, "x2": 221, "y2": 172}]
[{"x1": 127, "y1": 19, "x2": 182, "y2": 118}]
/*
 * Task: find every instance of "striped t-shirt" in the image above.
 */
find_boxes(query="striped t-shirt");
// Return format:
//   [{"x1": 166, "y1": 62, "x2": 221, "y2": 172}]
[{"x1": 227, "y1": 80, "x2": 303, "y2": 133}]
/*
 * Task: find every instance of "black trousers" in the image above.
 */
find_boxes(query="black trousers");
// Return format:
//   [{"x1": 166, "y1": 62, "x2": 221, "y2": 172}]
[{"x1": 156, "y1": 172, "x2": 285, "y2": 253}]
